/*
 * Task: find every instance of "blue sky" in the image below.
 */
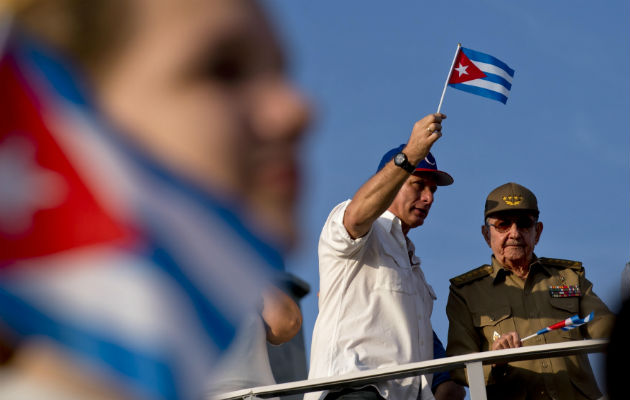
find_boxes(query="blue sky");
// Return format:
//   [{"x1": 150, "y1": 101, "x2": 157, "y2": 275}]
[{"x1": 262, "y1": 0, "x2": 630, "y2": 380}]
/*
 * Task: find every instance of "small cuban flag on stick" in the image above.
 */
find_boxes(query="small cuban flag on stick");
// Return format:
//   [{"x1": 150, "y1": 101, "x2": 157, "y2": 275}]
[
  {"x1": 437, "y1": 44, "x2": 515, "y2": 112},
  {"x1": 520, "y1": 312, "x2": 595, "y2": 343}
]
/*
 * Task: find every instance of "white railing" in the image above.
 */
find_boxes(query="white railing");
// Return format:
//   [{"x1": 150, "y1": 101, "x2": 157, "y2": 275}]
[{"x1": 213, "y1": 339, "x2": 607, "y2": 400}]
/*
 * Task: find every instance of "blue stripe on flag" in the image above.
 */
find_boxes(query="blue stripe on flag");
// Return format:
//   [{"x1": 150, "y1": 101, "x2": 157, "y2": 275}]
[
  {"x1": 0, "y1": 287, "x2": 178, "y2": 399},
  {"x1": 482, "y1": 72, "x2": 512, "y2": 91},
  {"x1": 561, "y1": 326, "x2": 578, "y2": 331},
  {"x1": 561, "y1": 311, "x2": 594, "y2": 331},
  {"x1": 462, "y1": 47, "x2": 515, "y2": 77},
  {"x1": 14, "y1": 32, "x2": 90, "y2": 106},
  {"x1": 449, "y1": 83, "x2": 509, "y2": 104},
  {"x1": 147, "y1": 240, "x2": 237, "y2": 350}
]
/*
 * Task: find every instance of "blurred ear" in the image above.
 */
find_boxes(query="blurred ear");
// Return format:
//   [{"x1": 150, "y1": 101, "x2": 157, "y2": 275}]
[
  {"x1": 481, "y1": 225, "x2": 491, "y2": 247},
  {"x1": 534, "y1": 221, "x2": 543, "y2": 245}
]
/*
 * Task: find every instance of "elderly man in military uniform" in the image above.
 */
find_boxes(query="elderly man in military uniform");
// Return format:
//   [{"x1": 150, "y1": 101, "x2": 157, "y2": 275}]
[{"x1": 445, "y1": 182, "x2": 614, "y2": 400}]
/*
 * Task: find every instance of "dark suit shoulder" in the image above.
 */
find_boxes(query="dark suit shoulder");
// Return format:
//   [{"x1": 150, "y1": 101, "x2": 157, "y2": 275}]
[
  {"x1": 538, "y1": 257, "x2": 583, "y2": 271},
  {"x1": 450, "y1": 265, "x2": 493, "y2": 288}
]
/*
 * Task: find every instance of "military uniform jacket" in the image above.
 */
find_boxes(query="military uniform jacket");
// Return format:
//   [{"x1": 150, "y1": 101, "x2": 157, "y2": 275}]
[{"x1": 445, "y1": 256, "x2": 614, "y2": 400}]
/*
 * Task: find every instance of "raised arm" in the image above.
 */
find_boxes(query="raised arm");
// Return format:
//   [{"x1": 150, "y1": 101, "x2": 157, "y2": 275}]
[{"x1": 343, "y1": 113, "x2": 445, "y2": 239}]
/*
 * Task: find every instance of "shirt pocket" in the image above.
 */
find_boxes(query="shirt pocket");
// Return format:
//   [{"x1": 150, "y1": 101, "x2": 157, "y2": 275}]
[
  {"x1": 373, "y1": 237, "x2": 417, "y2": 294},
  {"x1": 472, "y1": 306, "x2": 516, "y2": 349},
  {"x1": 549, "y1": 297, "x2": 581, "y2": 340},
  {"x1": 374, "y1": 256, "x2": 415, "y2": 294}
]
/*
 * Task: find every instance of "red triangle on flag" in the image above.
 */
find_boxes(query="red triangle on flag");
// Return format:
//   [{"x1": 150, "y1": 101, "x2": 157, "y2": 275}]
[
  {"x1": 0, "y1": 55, "x2": 133, "y2": 263},
  {"x1": 448, "y1": 50, "x2": 486, "y2": 84}
]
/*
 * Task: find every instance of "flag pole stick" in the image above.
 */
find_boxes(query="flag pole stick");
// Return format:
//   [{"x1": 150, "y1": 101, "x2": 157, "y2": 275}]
[
  {"x1": 520, "y1": 333, "x2": 538, "y2": 343},
  {"x1": 436, "y1": 43, "x2": 461, "y2": 114}
]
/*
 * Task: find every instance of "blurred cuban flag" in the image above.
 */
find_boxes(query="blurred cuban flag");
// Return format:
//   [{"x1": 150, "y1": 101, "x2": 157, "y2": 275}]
[
  {"x1": 447, "y1": 46, "x2": 515, "y2": 104},
  {"x1": 0, "y1": 24, "x2": 283, "y2": 400}
]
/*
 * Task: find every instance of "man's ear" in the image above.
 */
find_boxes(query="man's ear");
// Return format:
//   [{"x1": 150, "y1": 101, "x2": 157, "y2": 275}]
[
  {"x1": 534, "y1": 221, "x2": 543, "y2": 245},
  {"x1": 481, "y1": 225, "x2": 491, "y2": 247}
]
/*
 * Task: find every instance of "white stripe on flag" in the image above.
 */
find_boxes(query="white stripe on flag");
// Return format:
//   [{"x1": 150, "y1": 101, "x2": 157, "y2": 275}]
[
  {"x1": 8, "y1": 250, "x2": 209, "y2": 345},
  {"x1": 462, "y1": 79, "x2": 511, "y2": 96},
  {"x1": 473, "y1": 61, "x2": 514, "y2": 83}
]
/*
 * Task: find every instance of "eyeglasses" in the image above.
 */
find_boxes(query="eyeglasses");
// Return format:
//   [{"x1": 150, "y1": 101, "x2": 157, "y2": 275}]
[{"x1": 486, "y1": 217, "x2": 537, "y2": 233}]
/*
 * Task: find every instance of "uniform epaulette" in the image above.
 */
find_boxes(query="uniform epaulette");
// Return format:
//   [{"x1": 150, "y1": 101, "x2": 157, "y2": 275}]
[
  {"x1": 538, "y1": 257, "x2": 583, "y2": 271},
  {"x1": 450, "y1": 265, "x2": 493, "y2": 287}
]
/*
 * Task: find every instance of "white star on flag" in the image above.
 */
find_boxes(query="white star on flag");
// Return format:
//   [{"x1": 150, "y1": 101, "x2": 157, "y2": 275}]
[
  {"x1": 0, "y1": 134, "x2": 67, "y2": 234},
  {"x1": 454, "y1": 63, "x2": 469, "y2": 77}
]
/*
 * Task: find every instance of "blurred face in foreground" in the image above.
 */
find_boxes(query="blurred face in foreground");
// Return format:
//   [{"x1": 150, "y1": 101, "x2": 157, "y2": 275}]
[{"x1": 97, "y1": 0, "x2": 311, "y2": 246}]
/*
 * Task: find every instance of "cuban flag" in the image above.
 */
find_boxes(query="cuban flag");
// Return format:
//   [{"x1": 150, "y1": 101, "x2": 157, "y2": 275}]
[
  {"x1": 521, "y1": 312, "x2": 595, "y2": 342},
  {"x1": 448, "y1": 47, "x2": 514, "y2": 104},
  {"x1": 0, "y1": 25, "x2": 284, "y2": 399}
]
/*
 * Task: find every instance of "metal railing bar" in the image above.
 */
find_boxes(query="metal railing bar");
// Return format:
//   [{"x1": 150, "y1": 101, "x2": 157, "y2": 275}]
[
  {"x1": 465, "y1": 361, "x2": 487, "y2": 400},
  {"x1": 212, "y1": 339, "x2": 607, "y2": 400}
]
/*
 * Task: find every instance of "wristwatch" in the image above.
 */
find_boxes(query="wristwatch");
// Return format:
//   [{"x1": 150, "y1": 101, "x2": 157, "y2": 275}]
[{"x1": 393, "y1": 152, "x2": 416, "y2": 173}]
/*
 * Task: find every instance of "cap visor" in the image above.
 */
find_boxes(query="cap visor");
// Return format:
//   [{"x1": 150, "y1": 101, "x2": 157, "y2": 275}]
[{"x1": 414, "y1": 168, "x2": 454, "y2": 186}]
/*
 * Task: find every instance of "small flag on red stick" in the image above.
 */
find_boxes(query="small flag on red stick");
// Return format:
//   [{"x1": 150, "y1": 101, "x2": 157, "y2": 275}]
[{"x1": 521, "y1": 312, "x2": 595, "y2": 342}]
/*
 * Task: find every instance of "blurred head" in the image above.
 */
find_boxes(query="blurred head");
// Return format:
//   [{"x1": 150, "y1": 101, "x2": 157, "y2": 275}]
[
  {"x1": 481, "y1": 183, "x2": 543, "y2": 270},
  {"x1": 11, "y1": 0, "x2": 312, "y2": 248}
]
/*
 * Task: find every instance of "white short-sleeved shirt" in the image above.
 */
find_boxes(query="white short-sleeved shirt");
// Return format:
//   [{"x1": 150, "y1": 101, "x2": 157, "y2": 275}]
[{"x1": 306, "y1": 200, "x2": 436, "y2": 400}]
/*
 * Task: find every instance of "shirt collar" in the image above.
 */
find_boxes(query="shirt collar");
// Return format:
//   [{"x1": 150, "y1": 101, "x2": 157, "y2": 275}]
[
  {"x1": 489, "y1": 254, "x2": 546, "y2": 285},
  {"x1": 489, "y1": 256, "x2": 508, "y2": 284},
  {"x1": 377, "y1": 209, "x2": 401, "y2": 232},
  {"x1": 529, "y1": 255, "x2": 553, "y2": 277},
  {"x1": 377, "y1": 210, "x2": 407, "y2": 244}
]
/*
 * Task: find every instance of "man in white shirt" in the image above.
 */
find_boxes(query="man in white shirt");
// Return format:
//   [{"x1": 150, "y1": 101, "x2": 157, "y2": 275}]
[{"x1": 307, "y1": 113, "x2": 457, "y2": 400}]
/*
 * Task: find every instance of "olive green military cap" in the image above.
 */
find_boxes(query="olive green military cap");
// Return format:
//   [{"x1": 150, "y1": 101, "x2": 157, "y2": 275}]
[{"x1": 484, "y1": 182, "x2": 539, "y2": 218}]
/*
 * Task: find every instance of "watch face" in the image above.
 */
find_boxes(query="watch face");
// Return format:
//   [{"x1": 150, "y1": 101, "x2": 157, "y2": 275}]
[{"x1": 394, "y1": 153, "x2": 406, "y2": 165}]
